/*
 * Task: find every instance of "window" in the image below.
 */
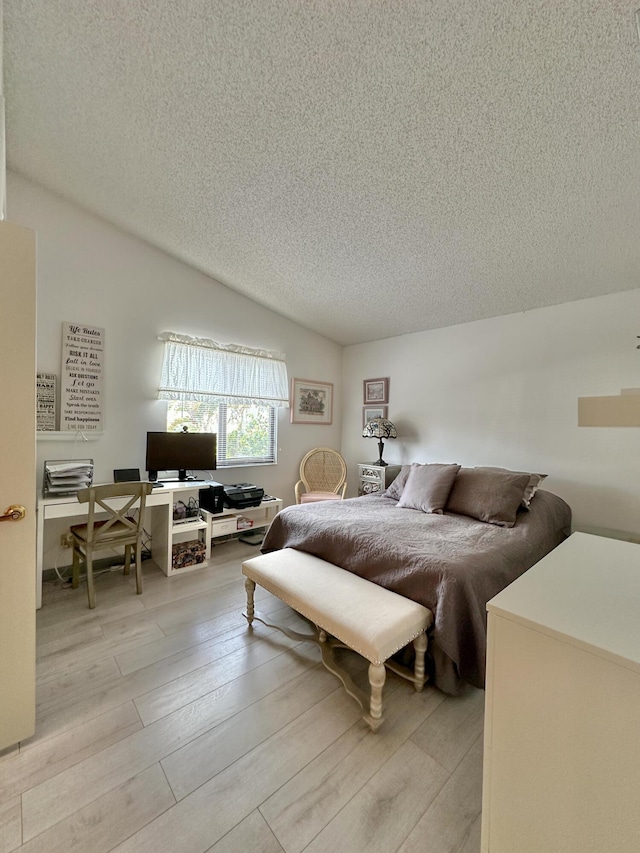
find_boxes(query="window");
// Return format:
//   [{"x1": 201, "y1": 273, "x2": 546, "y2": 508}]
[
  {"x1": 167, "y1": 400, "x2": 277, "y2": 466},
  {"x1": 158, "y1": 333, "x2": 289, "y2": 468}
]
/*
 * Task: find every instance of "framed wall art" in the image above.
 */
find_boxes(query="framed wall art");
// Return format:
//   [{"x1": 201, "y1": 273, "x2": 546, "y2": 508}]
[
  {"x1": 363, "y1": 405, "x2": 388, "y2": 428},
  {"x1": 36, "y1": 373, "x2": 57, "y2": 431},
  {"x1": 290, "y1": 378, "x2": 333, "y2": 425},
  {"x1": 363, "y1": 377, "x2": 389, "y2": 405}
]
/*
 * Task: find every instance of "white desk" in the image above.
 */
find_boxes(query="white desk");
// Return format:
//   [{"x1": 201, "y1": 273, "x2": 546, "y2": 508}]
[{"x1": 36, "y1": 483, "x2": 282, "y2": 609}]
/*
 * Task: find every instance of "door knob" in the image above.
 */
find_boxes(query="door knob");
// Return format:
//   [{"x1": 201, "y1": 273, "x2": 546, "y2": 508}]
[{"x1": 0, "y1": 505, "x2": 26, "y2": 522}]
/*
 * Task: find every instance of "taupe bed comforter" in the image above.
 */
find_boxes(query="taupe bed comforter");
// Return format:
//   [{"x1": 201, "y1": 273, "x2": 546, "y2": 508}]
[{"x1": 261, "y1": 490, "x2": 571, "y2": 694}]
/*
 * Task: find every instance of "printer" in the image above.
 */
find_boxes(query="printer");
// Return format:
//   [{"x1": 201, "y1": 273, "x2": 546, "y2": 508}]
[{"x1": 223, "y1": 483, "x2": 264, "y2": 509}]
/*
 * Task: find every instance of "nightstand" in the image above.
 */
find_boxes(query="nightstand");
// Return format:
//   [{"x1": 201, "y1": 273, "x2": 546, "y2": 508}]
[{"x1": 357, "y1": 463, "x2": 402, "y2": 496}]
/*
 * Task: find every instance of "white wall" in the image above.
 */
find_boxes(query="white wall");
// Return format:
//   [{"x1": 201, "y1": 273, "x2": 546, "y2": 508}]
[
  {"x1": 8, "y1": 172, "x2": 343, "y2": 568},
  {"x1": 13, "y1": 168, "x2": 640, "y2": 560},
  {"x1": 342, "y1": 290, "x2": 640, "y2": 535}
]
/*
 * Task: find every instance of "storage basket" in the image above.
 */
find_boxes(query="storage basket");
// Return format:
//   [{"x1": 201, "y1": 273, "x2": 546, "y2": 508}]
[{"x1": 171, "y1": 539, "x2": 206, "y2": 569}]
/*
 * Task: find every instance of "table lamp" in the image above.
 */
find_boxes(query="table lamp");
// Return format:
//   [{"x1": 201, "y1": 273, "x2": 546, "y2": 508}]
[{"x1": 362, "y1": 417, "x2": 397, "y2": 466}]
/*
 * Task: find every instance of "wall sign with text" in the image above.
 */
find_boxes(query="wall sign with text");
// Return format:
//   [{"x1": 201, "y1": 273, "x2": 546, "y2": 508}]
[
  {"x1": 60, "y1": 322, "x2": 104, "y2": 432},
  {"x1": 36, "y1": 373, "x2": 57, "y2": 431}
]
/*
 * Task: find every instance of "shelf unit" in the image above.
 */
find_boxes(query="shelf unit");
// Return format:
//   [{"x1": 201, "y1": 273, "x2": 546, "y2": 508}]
[
  {"x1": 171, "y1": 516, "x2": 211, "y2": 573},
  {"x1": 209, "y1": 499, "x2": 283, "y2": 542},
  {"x1": 152, "y1": 494, "x2": 283, "y2": 577}
]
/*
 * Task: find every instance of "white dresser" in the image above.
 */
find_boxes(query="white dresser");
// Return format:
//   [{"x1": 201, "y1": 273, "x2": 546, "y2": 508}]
[{"x1": 481, "y1": 532, "x2": 640, "y2": 852}]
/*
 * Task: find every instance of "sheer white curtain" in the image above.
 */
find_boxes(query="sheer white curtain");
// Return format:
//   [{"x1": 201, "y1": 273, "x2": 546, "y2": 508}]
[{"x1": 157, "y1": 332, "x2": 289, "y2": 407}]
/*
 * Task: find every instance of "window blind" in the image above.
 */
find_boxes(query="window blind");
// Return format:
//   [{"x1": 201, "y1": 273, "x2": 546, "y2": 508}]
[
  {"x1": 157, "y1": 332, "x2": 289, "y2": 408},
  {"x1": 216, "y1": 403, "x2": 277, "y2": 465}
]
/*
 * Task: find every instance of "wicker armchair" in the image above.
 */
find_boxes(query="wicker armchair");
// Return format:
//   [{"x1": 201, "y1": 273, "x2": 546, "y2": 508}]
[{"x1": 295, "y1": 448, "x2": 347, "y2": 504}]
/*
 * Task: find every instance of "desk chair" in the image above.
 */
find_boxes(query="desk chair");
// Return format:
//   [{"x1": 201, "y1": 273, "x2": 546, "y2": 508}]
[
  {"x1": 70, "y1": 481, "x2": 153, "y2": 609},
  {"x1": 295, "y1": 448, "x2": 347, "y2": 504}
]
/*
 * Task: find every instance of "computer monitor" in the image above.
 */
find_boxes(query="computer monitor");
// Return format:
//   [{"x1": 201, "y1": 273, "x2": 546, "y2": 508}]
[{"x1": 145, "y1": 432, "x2": 217, "y2": 482}]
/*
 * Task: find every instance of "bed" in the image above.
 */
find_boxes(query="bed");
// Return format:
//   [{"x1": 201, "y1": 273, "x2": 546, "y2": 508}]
[{"x1": 261, "y1": 465, "x2": 572, "y2": 695}]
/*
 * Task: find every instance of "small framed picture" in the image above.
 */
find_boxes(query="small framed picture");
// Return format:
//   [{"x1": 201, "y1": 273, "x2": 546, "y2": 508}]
[
  {"x1": 363, "y1": 406, "x2": 388, "y2": 428},
  {"x1": 290, "y1": 378, "x2": 333, "y2": 425},
  {"x1": 363, "y1": 377, "x2": 389, "y2": 405}
]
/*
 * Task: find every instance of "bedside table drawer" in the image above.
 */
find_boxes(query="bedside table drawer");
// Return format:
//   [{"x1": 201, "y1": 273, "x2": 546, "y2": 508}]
[{"x1": 360, "y1": 465, "x2": 384, "y2": 483}]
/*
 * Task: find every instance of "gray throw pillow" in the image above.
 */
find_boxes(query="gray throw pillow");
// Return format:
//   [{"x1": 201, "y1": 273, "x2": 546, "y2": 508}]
[
  {"x1": 446, "y1": 468, "x2": 530, "y2": 528},
  {"x1": 382, "y1": 464, "x2": 414, "y2": 500},
  {"x1": 476, "y1": 466, "x2": 547, "y2": 508},
  {"x1": 396, "y1": 463, "x2": 461, "y2": 513}
]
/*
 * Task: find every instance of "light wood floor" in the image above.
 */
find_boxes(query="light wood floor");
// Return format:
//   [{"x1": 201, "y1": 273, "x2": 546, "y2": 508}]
[{"x1": 1, "y1": 541, "x2": 484, "y2": 852}]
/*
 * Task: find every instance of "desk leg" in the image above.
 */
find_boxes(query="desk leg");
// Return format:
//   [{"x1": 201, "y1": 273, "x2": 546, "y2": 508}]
[
  {"x1": 36, "y1": 507, "x2": 44, "y2": 610},
  {"x1": 149, "y1": 503, "x2": 171, "y2": 576}
]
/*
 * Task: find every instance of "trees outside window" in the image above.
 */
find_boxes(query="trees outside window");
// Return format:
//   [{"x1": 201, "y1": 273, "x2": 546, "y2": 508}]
[{"x1": 167, "y1": 401, "x2": 276, "y2": 466}]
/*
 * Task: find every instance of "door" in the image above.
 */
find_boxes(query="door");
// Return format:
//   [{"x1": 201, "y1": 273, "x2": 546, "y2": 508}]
[{"x1": 0, "y1": 219, "x2": 36, "y2": 749}]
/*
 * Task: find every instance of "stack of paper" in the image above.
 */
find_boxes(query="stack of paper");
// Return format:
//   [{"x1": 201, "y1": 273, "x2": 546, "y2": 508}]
[{"x1": 43, "y1": 459, "x2": 94, "y2": 497}]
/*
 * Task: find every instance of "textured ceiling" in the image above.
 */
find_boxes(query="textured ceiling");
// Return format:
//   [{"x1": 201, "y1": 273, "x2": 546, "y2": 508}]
[{"x1": 4, "y1": 1, "x2": 640, "y2": 345}]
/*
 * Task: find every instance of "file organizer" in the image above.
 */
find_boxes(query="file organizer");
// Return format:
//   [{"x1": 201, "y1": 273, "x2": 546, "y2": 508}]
[{"x1": 43, "y1": 459, "x2": 94, "y2": 498}]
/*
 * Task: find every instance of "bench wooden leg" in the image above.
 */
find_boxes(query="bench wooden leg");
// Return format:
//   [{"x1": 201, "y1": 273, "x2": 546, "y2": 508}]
[
  {"x1": 367, "y1": 662, "x2": 386, "y2": 731},
  {"x1": 244, "y1": 577, "x2": 256, "y2": 625},
  {"x1": 413, "y1": 631, "x2": 427, "y2": 692}
]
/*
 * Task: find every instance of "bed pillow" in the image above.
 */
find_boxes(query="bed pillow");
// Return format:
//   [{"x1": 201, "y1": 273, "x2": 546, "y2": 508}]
[
  {"x1": 396, "y1": 463, "x2": 461, "y2": 513},
  {"x1": 382, "y1": 464, "x2": 413, "y2": 500},
  {"x1": 445, "y1": 468, "x2": 530, "y2": 527},
  {"x1": 476, "y1": 466, "x2": 547, "y2": 508}
]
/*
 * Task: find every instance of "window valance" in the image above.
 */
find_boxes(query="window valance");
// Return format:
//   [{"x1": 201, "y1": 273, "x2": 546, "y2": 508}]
[{"x1": 157, "y1": 332, "x2": 289, "y2": 408}]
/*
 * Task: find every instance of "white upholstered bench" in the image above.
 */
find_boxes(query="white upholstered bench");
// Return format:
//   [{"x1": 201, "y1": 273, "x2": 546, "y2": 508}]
[{"x1": 242, "y1": 548, "x2": 433, "y2": 731}]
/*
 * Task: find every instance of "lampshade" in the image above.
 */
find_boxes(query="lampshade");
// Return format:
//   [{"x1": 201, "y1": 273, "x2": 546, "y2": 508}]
[
  {"x1": 362, "y1": 417, "x2": 397, "y2": 466},
  {"x1": 362, "y1": 418, "x2": 397, "y2": 440}
]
